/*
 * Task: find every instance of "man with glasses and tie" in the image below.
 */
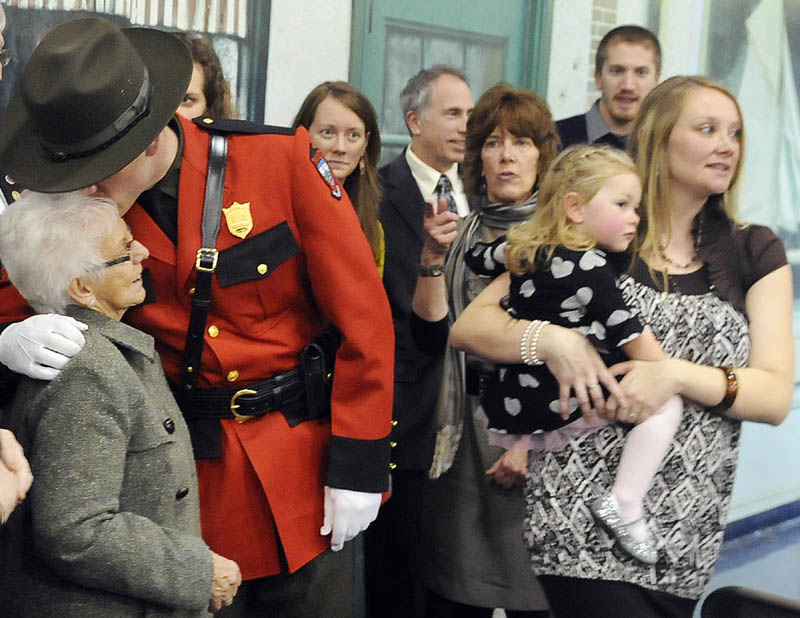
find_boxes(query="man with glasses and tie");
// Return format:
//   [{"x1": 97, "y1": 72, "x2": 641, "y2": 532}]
[{"x1": 367, "y1": 66, "x2": 473, "y2": 618}]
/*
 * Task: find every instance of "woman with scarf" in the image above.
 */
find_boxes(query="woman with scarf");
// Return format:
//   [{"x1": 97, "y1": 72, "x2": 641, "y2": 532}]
[{"x1": 411, "y1": 83, "x2": 558, "y2": 617}]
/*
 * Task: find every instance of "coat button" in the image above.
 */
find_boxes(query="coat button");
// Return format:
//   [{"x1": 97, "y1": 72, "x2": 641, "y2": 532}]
[
  {"x1": 257, "y1": 263, "x2": 268, "y2": 275},
  {"x1": 176, "y1": 487, "x2": 190, "y2": 500},
  {"x1": 227, "y1": 370, "x2": 239, "y2": 382},
  {"x1": 163, "y1": 418, "x2": 176, "y2": 434},
  {"x1": 208, "y1": 324, "x2": 219, "y2": 338},
  {"x1": 11, "y1": 191, "x2": 20, "y2": 201},
  {"x1": 4, "y1": 175, "x2": 14, "y2": 185}
]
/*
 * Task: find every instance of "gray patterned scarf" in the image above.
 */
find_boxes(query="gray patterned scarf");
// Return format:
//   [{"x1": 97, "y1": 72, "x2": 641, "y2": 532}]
[{"x1": 429, "y1": 192, "x2": 537, "y2": 478}]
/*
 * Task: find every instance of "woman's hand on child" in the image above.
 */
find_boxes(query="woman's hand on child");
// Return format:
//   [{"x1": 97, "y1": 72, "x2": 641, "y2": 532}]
[
  {"x1": 538, "y1": 325, "x2": 626, "y2": 419},
  {"x1": 607, "y1": 359, "x2": 681, "y2": 423}
]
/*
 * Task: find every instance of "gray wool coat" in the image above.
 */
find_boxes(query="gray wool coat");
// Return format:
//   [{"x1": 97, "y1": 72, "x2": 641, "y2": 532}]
[{"x1": 0, "y1": 306, "x2": 213, "y2": 618}]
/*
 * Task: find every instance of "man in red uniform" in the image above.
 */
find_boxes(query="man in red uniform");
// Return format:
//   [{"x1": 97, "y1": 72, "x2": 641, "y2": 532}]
[{"x1": 0, "y1": 17, "x2": 394, "y2": 617}]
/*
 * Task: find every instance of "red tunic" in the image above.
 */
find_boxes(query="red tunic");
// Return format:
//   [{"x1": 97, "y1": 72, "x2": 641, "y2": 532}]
[{"x1": 0, "y1": 117, "x2": 394, "y2": 579}]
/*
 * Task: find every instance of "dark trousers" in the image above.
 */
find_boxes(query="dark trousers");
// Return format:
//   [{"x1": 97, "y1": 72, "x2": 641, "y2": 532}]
[
  {"x1": 364, "y1": 469, "x2": 427, "y2": 618},
  {"x1": 538, "y1": 575, "x2": 697, "y2": 618},
  {"x1": 217, "y1": 541, "x2": 356, "y2": 618},
  {"x1": 425, "y1": 587, "x2": 550, "y2": 618}
]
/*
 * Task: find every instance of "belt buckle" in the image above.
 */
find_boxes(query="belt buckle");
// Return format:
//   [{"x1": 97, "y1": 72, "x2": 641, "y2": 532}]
[
  {"x1": 230, "y1": 388, "x2": 257, "y2": 423},
  {"x1": 196, "y1": 248, "x2": 219, "y2": 272}
]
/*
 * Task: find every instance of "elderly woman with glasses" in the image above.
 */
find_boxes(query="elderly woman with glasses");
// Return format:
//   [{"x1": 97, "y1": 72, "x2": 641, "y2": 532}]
[{"x1": 0, "y1": 191, "x2": 241, "y2": 617}]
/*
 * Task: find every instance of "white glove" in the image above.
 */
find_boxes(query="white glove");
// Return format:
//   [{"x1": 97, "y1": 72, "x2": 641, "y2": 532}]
[
  {"x1": 0, "y1": 314, "x2": 87, "y2": 380},
  {"x1": 320, "y1": 486, "x2": 381, "y2": 551}
]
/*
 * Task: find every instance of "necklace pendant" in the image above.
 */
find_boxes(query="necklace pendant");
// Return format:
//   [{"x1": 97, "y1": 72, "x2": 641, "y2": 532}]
[{"x1": 658, "y1": 245, "x2": 698, "y2": 270}]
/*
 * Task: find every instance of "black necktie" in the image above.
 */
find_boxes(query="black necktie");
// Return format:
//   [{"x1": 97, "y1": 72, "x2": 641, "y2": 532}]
[{"x1": 435, "y1": 174, "x2": 458, "y2": 214}]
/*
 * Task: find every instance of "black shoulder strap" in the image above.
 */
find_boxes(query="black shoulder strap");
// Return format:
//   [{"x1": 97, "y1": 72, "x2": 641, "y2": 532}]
[
  {"x1": 192, "y1": 115, "x2": 297, "y2": 136},
  {"x1": 180, "y1": 133, "x2": 228, "y2": 390}
]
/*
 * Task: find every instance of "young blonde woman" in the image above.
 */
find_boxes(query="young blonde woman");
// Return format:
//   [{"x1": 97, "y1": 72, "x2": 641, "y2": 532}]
[{"x1": 450, "y1": 76, "x2": 792, "y2": 617}]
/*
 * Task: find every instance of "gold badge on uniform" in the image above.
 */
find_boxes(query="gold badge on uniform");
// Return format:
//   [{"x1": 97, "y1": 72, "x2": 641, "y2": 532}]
[{"x1": 223, "y1": 201, "x2": 253, "y2": 239}]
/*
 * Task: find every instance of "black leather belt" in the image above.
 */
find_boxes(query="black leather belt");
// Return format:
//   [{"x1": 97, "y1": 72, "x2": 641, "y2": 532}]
[
  {"x1": 171, "y1": 367, "x2": 309, "y2": 424},
  {"x1": 170, "y1": 367, "x2": 320, "y2": 459}
]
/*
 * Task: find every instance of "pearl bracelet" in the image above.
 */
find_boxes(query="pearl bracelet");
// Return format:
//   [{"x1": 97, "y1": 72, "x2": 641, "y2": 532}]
[
  {"x1": 520, "y1": 320, "x2": 538, "y2": 365},
  {"x1": 520, "y1": 320, "x2": 549, "y2": 366},
  {"x1": 528, "y1": 319, "x2": 549, "y2": 366}
]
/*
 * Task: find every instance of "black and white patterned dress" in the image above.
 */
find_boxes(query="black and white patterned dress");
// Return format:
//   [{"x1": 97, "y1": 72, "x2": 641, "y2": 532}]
[
  {"x1": 481, "y1": 246, "x2": 643, "y2": 436},
  {"x1": 523, "y1": 256, "x2": 760, "y2": 600}
]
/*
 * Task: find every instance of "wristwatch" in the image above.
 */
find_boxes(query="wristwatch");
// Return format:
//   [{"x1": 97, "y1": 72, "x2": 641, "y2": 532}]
[{"x1": 418, "y1": 263, "x2": 444, "y2": 277}]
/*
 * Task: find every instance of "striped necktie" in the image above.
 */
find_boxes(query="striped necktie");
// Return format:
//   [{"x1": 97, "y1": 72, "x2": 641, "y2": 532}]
[{"x1": 435, "y1": 174, "x2": 458, "y2": 214}]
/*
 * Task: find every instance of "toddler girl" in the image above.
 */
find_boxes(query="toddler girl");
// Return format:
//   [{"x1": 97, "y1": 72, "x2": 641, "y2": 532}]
[{"x1": 464, "y1": 145, "x2": 683, "y2": 565}]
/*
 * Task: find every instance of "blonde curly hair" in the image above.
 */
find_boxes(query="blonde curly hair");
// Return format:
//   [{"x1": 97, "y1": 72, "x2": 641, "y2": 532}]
[{"x1": 506, "y1": 145, "x2": 639, "y2": 274}]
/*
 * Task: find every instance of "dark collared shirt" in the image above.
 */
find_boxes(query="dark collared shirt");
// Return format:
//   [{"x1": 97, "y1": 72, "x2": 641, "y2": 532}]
[
  {"x1": 137, "y1": 117, "x2": 184, "y2": 244},
  {"x1": 584, "y1": 100, "x2": 628, "y2": 151}
]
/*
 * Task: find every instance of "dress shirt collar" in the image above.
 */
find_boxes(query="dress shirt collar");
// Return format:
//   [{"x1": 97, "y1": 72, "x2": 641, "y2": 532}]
[{"x1": 405, "y1": 146, "x2": 469, "y2": 216}]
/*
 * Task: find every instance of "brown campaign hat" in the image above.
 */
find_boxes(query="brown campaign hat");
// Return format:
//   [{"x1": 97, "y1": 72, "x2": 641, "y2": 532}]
[{"x1": 0, "y1": 17, "x2": 191, "y2": 192}]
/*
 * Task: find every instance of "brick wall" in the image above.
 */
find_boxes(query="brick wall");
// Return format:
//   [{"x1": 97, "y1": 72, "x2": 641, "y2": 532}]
[{"x1": 587, "y1": 0, "x2": 619, "y2": 107}]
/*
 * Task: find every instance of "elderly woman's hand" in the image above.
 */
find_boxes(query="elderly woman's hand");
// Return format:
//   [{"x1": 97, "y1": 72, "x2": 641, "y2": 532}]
[
  {"x1": 0, "y1": 428, "x2": 33, "y2": 504},
  {"x1": 606, "y1": 359, "x2": 683, "y2": 424},
  {"x1": 538, "y1": 324, "x2": 627, "y2": 419},
  {"x1": 209, "y1": 552, "x2": 241, "y2": 612},
  {"x1": 420, "y1": 197, "x2": 459, "y2": 264},
  {"x1": 0, "y1": 462, "x2": 19, "y2": 524}
]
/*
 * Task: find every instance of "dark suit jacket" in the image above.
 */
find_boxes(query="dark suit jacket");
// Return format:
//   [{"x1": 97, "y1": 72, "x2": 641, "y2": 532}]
[
  {"x1": 555, "y1": 113, "x2": 590, "y2": 150},
  {"x1": 379, "y1": 151, "x2": 444, "y2": 471}
]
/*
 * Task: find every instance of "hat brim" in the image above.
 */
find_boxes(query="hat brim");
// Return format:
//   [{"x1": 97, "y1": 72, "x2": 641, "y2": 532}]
[{"x1": 0, "y1": 27, "x2": 191, "y2": 193}]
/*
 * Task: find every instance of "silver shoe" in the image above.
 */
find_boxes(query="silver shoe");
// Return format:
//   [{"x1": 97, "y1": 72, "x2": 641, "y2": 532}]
[{"x1": 589, "y1": 492, "x2": 658, "y2": 565}]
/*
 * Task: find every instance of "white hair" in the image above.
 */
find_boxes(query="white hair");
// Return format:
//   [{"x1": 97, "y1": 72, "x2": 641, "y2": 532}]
[
  {"x1": 0, "y1": 5, "x2": 6, "y2": 33},
  {"x1": 0, "y1": 191, "x2": 120, "y2": 314}
]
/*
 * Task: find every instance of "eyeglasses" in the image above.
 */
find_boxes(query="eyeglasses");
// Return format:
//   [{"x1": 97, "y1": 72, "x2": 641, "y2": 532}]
[
  {"x1": 0, "y1": 48, "x2": 11, "y2": 67},
  {"x1": 102, "y1": 251, "x2": 131, "y2": 269}
]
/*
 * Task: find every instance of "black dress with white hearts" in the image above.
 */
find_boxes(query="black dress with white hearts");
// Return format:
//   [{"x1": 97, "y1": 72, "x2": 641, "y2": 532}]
[{"x1": 480, "y1": 244, "x2": 643, "y2": 435}]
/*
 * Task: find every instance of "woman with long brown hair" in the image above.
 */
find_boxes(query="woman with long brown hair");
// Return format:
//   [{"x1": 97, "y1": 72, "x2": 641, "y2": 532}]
[
  {"x1": 173, "y1": 32, "x2": 235, "y2": 119},
  {"x1": 293, "y1": 82, "x2": 384, "y2": 273}
]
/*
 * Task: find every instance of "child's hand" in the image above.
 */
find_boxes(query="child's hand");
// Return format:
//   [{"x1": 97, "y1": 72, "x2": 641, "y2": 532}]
[{"x1": 486, "y1": 440, "x2": 529, "y2": 489}]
